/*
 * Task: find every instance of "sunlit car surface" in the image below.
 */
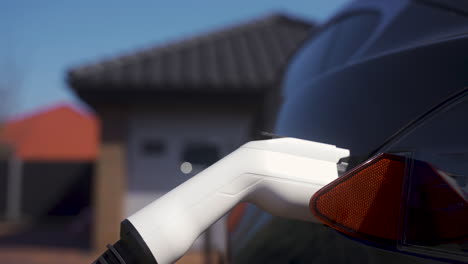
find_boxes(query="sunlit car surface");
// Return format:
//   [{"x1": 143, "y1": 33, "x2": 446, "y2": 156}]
[{"x1": 229, "y1": 0, "x2": 468, "y2": 263}]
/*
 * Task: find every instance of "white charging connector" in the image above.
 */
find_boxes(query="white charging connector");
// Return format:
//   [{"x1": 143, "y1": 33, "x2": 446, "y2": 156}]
[{"x1": 93, "y1": 137, "x2": 349, "y2": 264}]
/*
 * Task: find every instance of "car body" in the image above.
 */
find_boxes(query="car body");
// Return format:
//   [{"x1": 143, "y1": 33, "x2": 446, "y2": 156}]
[{"x1": 228, "y1": 0, "x2": 468, "y2": 263}]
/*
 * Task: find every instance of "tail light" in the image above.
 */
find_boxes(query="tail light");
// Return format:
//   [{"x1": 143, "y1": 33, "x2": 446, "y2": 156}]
[{"x1": 310, "y1": 153, "x2": 468, "y2": 261}]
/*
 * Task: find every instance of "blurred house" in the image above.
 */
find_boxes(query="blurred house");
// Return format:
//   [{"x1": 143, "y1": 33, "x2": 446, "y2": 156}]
[
  {"x1": 68, "y1": 13, "x2": 313, "y2": 262},
  {"x1": 0, "y1": 103, "x2": 98, "y2": 250}
]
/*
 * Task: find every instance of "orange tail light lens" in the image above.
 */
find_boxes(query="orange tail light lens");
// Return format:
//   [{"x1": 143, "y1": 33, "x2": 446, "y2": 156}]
[
  {"x1": 310, "y1": 153, "x2": 468, "y2": 247},
  {"x1": 310, "y1": 154, "x2": 406, "y2": 244}
]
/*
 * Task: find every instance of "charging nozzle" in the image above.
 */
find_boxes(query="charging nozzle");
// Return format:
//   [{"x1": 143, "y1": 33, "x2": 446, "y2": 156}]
[{"x1": 92, "y1": 137, "x2": 349, "y2": 264}]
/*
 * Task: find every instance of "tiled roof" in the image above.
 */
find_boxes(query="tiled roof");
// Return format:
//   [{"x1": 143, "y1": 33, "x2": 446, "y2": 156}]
[
  {"x1": 0, "y1": 104, "x2": 98, "y2": 160},
  {"x1": 68, "y1": 13, "x2": 314, "y2": 93}
]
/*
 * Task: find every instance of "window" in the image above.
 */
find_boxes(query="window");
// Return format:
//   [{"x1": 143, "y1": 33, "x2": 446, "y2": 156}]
[
  {"x1": 383, "y1": 91, "x2": 468, "y2": 261},
  {"x1": 284, "y1": 12, "x2": 380, "y2": 94},
  {"x1": 141, "y1": 139, "x2": 166, "y2": 156}
]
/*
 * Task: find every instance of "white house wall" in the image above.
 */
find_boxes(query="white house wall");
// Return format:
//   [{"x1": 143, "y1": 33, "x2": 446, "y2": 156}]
[{"x1": 126, "y1": 106, "x2": 253, "y2": 252}]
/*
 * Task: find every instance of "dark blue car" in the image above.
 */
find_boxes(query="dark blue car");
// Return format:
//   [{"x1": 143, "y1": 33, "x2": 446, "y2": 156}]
[{"x1": 229, "y1": 0, "x2": 468, "y2": 263}]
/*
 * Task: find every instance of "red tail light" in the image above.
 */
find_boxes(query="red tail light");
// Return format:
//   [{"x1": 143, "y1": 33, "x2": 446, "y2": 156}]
[
  {"x1": 310, "y1": 153, "x2": 468, "y2": 247},
  {"x1": 310, "y1": 154, "x2": 406, "y2": 243}
]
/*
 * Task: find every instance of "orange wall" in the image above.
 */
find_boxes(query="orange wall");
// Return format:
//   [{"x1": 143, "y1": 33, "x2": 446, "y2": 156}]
[{"x1": 0, "y1": 104, "x2": 99, "y2": 161}]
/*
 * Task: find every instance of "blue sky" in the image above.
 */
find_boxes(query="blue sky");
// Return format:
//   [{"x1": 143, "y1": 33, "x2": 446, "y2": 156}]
[{"x1": 1, "y1": 0, "x2": 349, "y2": 116}]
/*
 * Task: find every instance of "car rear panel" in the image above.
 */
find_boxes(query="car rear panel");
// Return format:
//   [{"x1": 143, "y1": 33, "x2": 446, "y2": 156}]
[{"x1": 229, "y1": 1, "x2": 468, "y2": 263}]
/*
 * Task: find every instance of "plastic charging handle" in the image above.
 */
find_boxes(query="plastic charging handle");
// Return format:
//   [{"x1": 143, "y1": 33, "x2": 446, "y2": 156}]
[{"x1": 126, "y1": 138, "x2": 349, "y2": 264}]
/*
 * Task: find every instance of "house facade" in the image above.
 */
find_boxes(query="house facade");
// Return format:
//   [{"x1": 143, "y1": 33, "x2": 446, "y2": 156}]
[{"x1": 68, "y1": 13, "x2": 313, "y2": 262}]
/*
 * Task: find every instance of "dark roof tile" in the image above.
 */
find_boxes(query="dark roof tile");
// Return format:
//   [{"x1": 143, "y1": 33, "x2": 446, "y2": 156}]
[{"x1": 68, "y1": 13, "x2": 314, "y2": 93}]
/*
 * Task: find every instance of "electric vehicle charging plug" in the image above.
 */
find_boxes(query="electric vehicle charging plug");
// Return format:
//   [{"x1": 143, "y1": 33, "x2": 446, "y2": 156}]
[{"x1": 92, "y1": 137, "x2": 349, "y2": 264}]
